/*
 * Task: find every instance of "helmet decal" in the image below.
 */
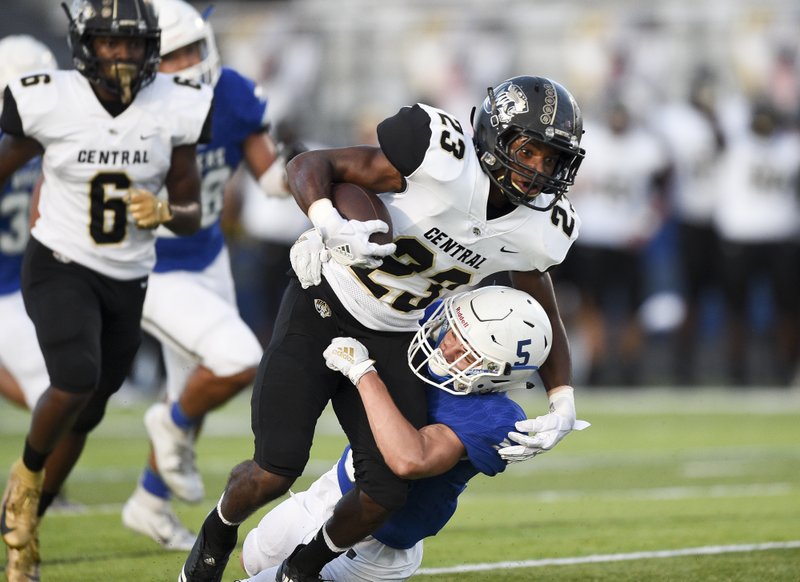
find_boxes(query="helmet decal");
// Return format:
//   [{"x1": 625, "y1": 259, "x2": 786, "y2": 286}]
[
  {"x1": 472, "y1": 75, "x2": 585, "y2": 211},
  {"x1": 539, "y1": 81, "x2": 556, "y2": 125},
  {"x1": 488, "y1": 83, "x2": 530, "y2": 127}
]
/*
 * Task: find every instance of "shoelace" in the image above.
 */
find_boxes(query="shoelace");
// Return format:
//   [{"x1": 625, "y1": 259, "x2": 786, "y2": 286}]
[
  {"x1": 155, "y1": 507, "x2": 193, "y2": 541},
  {"x1": 176, "y1": 444, "x2": 198, "y2": 474}
]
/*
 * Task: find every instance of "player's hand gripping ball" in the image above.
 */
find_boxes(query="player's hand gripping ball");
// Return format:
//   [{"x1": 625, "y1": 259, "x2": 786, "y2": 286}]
[{"x1": 309, "y1": 184, "x2": 396, "y2": 269}]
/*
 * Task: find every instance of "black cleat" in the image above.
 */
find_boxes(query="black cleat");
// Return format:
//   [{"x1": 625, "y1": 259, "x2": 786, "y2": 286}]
[
  {"x1": 274, "y1": 544, "x2": 325, "y2": 582},
  {"x1": 178, "y1": 527, "x2": 231, "y2": 582}
]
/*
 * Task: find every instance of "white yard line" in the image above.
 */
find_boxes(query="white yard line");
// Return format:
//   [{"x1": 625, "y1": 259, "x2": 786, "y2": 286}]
[
  {"x1": 415, "y1": 541, "x2": 800, "y2": 575},
  {"x1": 459, "y1": 482, "x2": 795, "y2": 503},
  {"x1": 44, "y1": 480, "x2": 795, "y2": 518}
]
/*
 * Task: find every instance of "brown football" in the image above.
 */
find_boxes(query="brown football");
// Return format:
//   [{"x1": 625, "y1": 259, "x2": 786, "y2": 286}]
[{"x1": 331, "y1": 183, "x2": 394, "y2": 245}]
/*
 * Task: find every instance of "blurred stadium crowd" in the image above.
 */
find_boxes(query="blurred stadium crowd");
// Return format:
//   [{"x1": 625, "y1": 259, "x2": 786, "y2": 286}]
[{"x1": 4, "y1": 0, "x2": 799, "y2": 387}]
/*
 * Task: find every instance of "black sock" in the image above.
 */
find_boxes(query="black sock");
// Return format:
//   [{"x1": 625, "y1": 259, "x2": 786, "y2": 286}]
[
  {"x1": 202, "y1": 505, "x2": 239, "y2": 554},
  {"x1": 292, "y1": 526, "x2": 345, "y2": 576},
  {"x1": 38, "y1": 491, "x2": 57, "y2": 517},
  {"x1": 22, "y1": 439, "x2": 47, "y2": 472}
]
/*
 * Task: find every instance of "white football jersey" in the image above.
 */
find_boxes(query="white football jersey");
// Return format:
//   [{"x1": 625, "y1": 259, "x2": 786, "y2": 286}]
[
  {"x1": 713, "y1": 130, "x2": 800, "y2": 242},
  {"x1": 323, "y1": 103, "x2": 580, "y2": 332},
  {"x1": 9, "y1": 70, "x2": 213, "y2": 280},
  {"x1": 653, "y1": 102, "x2": 723, "y2": 224},
  {"x1": 569, "y1": 120, "x2": 668, "y2": 248}
]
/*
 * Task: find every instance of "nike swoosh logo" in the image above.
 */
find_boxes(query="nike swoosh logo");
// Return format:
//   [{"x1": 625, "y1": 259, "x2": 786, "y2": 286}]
[
  {"x1": 140, "y1": 133, "x2": 157, "y2": 140},
  {"x1": 500, "y1": 246, "x2": 518, "y2": 253},
  {"x1": 0, "y1": 503, "x2": 15, "y2": 536}
]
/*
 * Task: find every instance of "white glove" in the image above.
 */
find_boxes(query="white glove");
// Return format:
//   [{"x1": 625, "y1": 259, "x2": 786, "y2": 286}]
[
  {"x1": 290, "y1": 229, "x2": 330, "y2": 289},
  {"x1": 257, "y1": 158, "x2": 292, "y2": 198},
  {"x1": 323, "y1": 337, "x2": 376, "y2": 386},
  {"x1": 498, "y1": 387, "x2": 590, "y2": 464},
  {"x1": 308, "y1": 199, "x2": 396, "y2": 269},
  {"x1": 126, "y1": 188, "x2": 172, "y2": 229}
]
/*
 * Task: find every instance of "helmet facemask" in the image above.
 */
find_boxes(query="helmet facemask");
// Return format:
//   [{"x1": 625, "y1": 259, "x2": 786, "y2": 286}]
[
  {"x1": 108, "y1": 60, "x2": 139, "y2": 104},
  {"x1": 409, "y1": 300, "x2": 513, "y2": 395},
  {"x1": 62, "y1": 0, "x2": 161, "y2": 103},
  {"x1": 407, "y1": 287, "x2": 553, "y2": 395},
  {"x1": 490, "y1": 128, "x2": 583, "y2": 211},
  {"x1": 155, "y1": 0, "x2": 221, "y2": 86},
  {"x1": 162, "y1": 37, "x2": 220, "y2": 86},
  {"x1": 473, "y1": 77, "x2": 585, "y2": 212}
]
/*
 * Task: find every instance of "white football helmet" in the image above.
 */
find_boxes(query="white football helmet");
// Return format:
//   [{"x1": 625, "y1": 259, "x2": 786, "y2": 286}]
[
  {"x1": 153, "y1": 0, "x2": 221, "y2": 86},
  {"x1": 407, "y1": 286, "x2": 553, "y2": 395},
  {"x1": 0, "y1": 35, "x2": 58, "y2": 106}
]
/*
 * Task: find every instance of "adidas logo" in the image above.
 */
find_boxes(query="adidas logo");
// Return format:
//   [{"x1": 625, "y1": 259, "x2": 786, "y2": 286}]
[
  {"x1": 331, "y1": 244, "x2": 353, "y2": 260},
  {"x1": 203, "y1": 556, "x2": 216, "y2": 566},
  {"x1": 336, "y1": 346, "x2": 356, "y2": 363}
]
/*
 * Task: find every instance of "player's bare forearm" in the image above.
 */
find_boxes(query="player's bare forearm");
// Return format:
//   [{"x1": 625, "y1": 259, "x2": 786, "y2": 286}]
[
  {"x1": 0, "y1": 134, "x2": 43, "y2": 191},
  {"x1": 286, "y1": 146, "x2": 404, "y2": 213},
  {"x1": 163, "y1": 199, "x2": 201, "y2": 235},
  {"x1": 510, "y1": 269, "x2": 573, "y2": 391},
  {"x1": 356, "y1": 372, "x2": 462, "y2": 479},
  {"x1": 539, "y1": 320, "x2": 572, "y2": 394},
  {"x1": 243, "y1": 131, "x2": 279, "y2": 179},
  {"x1": 163, "y1": 145, "x2": 202, "y2": 235}
]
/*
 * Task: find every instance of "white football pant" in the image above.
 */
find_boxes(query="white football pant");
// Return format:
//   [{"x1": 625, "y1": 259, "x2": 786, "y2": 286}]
[
  {"x1": 242, "y1": 453, "x2": 422, "y2": 581},
  {"x1": 141, "y1": 248, "x2": 262, "y2": 401},
  {"x1": 0, "y1": 290, "x2": 49, "y2": 408}
]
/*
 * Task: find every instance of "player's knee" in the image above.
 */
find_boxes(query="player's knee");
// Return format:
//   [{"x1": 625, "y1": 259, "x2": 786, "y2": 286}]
[
  {"x1": 49, "y1": 352, "x2": 100, "y2": 394},
  {"x1": 71, "y1": 398, "x2": 109, "y2": 434},
  {"x1": 358, "y1": 479, "x2": 409, "y2": 514},
  {"x1": 201, "y1": 325, "x2": 262, "y2": 379},
  {"x1": 229, "y1": 460, "x2": 295, "y2": 507},
  {"x1": 218, "y1": 365, "x2": 257, "y2": 391},
  {"x1": 360, "y1": 486, "x2": 405, "y2": 517}
]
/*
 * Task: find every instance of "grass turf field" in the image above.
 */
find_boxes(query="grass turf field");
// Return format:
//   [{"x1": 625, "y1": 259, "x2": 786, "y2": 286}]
[{"x1": 1, "y1": 386, "x2": 799, "y2": 581}]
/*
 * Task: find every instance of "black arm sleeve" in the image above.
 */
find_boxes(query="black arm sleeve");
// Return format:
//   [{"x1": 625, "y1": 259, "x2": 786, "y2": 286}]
[
  {"x1": 376, "y1": 104, "x2": 432, "y2": 177},
  {"x1": 0, "y1": 87, "x2": 25, "y2": 137},
  {"x1": 198, "y1": 101, "x2": 213, "y2": 144}
]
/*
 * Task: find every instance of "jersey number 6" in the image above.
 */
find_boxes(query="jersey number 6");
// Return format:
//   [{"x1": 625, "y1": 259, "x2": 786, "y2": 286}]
[{"x1": 89, "y1": 172, "x2": 131, "y2": 244}]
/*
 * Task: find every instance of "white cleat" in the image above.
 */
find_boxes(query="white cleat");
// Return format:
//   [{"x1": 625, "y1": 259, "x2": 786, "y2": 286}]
[
  {"x1": 144, "y1": 402, "x2": 204, "y2": 503},
  {"x1": 122, "y1": 486, "x2": 196, "y2": 552}
]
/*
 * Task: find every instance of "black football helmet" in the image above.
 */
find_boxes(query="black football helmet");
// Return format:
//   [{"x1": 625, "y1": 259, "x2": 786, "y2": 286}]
[
  {"x1": 472, "y1": 76, "x2": 585, "y2": 211},
  {"x1": 62, "y1": 0, "x2": 160, "y2": 103}
]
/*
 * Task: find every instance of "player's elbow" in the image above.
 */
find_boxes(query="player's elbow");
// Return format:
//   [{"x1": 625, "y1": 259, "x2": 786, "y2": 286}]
[{"x1": 386, "y1": 456, "x2": 428, "y2": 480}]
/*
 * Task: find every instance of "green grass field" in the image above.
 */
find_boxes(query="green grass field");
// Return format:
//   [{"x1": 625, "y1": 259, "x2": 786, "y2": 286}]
[{"x1": 2, "y1": 386, "x2": 799, "y2": 581}]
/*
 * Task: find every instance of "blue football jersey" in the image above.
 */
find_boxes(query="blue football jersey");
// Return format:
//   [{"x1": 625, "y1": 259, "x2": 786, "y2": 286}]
[
  {"x1": 338, "y1": 387, "x2": 526, "y2": 549},
  {"x1": 153, "y1": 67, "x2": 268, "y2": 272},
  {"x1": 0, "y1": 132, "x2": 40, "y2": 294}
]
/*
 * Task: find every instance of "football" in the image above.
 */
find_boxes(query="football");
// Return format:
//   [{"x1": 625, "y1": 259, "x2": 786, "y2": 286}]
[{"x1": 331, "y1": 183, "x2": 393, "y2": 245}]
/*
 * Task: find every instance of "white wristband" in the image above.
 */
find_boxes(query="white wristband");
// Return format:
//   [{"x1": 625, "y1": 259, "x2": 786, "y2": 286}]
[
  {"x1": 548, "y1": 385, "x2": 574, "y2": 401},
  {"x1": 257, "y1": 159, "x2": 290, "y2": 197},
  {"x1": 350, "y1": 359, "x2": 377, "y2": 386},
  {"x1": 548, "y1": 386, "x2": 576, "y2": 424},
  {"x1": 307, "y1": 198, "x2": 336, "y2": 228}
]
